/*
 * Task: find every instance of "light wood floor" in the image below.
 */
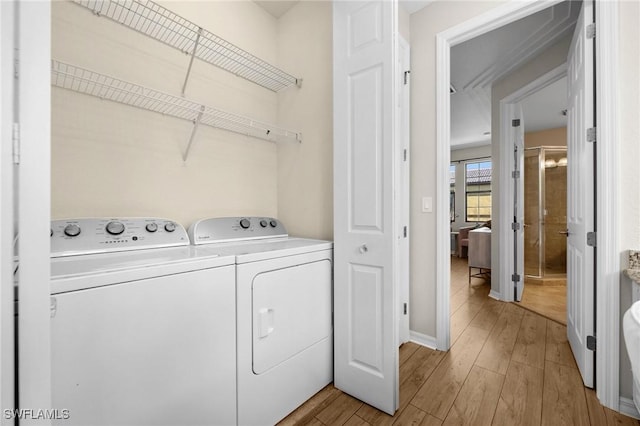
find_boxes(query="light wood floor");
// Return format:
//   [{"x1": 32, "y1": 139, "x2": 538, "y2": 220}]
[{"x1": 278, "y1": 258, "x2": 640, "y2": 426}]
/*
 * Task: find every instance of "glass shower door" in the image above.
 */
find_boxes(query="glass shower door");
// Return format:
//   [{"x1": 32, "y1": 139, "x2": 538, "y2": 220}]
[{"x1": 524, "y1": 149, "x2": 542, "y2": 277}]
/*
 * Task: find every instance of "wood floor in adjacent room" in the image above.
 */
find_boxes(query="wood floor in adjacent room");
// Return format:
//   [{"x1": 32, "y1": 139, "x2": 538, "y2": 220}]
[{"x1": 278, "y1": 257, "x2": 640, "y2": 426}]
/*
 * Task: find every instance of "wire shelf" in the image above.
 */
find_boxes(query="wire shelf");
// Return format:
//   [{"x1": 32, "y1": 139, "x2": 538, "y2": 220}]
[
  {"x1": 72, "y1": 0, "x2": 301, "y2": 92},
  {"x1": 51, "y1": 60, "x2": 302, "y2": 153}
]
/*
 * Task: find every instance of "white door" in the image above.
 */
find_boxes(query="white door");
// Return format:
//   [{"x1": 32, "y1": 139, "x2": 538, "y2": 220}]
[
  {"x1": 566, "y1": 0, "x2": 595, "y2": 388},
  {"x1": 333, "y1": 0, "x2": 399, "y2": 415},
  {"x1": 397, "y1": 36, "x2": 410, "y2": 345},
  {"x1": 511, "y1": 105, "x2": 525, "y2": 301}
]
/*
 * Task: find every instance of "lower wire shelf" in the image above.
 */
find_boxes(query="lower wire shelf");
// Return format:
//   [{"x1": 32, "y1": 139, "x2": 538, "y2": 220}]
[{"x1": 51, "y1": 60, "x2": 302, "y2": 160}]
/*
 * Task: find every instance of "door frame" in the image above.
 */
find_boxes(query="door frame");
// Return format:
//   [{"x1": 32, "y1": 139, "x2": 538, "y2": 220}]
[
  {"x1": 498, "y1": 63, "x2": 567, "y2": 303},
  {"x1": 435, "y1": 0, "x2": 620, "y2": 410}
]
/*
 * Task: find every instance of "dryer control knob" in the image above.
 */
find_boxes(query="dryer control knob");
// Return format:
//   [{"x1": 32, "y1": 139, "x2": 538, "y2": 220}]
[
  {"x1": 164, "y1": 222, "x2": 176, "y2": 232},
  {"x1": 64, "y1": 224, "x2": 81, "y2": 237},
  {"x1": 146, "y1": 223, "x2": 158, "y2": 233},
  {"x1": 239, "y1": 219, "x2": 251, "y2": 229},
  {"x1": 260, "y1": 220, "x2": 267, "y2": 228},
  {"x1": 269, "y1": 220, "x2": 277, "y2": 228},
  {"x1": 106, "y1": 221, "x2": 125, "y2": 235}
]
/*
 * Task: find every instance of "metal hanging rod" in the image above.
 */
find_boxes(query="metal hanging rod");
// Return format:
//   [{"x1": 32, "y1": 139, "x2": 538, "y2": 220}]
[
  {"x1": 51, "y1": 60, "x2": 302, "y2": 161},
  {"x1": 72, "y1": 0, "x2": 301, "y2": 92}
]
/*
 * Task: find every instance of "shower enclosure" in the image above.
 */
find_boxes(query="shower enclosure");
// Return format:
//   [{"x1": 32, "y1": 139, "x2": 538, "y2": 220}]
[{"x1": 524, "y1": 147, "x2": 568, "y2": 280}]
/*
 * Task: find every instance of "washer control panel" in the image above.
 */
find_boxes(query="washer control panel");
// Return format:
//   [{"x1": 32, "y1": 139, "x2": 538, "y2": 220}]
[
  {"x1": 189, "y1": 217, "x2": 287, "y2": 245},
  {"x1": 51, "y1": 218, "x2": 189, "y2": 257}
]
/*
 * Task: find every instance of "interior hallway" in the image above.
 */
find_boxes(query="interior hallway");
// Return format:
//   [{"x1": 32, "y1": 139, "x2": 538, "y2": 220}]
[{"x1": 278, "y1": 257, "x2": 640, "y2": 426}]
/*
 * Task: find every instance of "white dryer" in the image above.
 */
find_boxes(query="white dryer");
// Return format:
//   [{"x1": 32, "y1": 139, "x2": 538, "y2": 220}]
[
  {"x1": 189, "y1": 217, "x2": 333, "y2": 425},
  {"x1": 48, "y1": 218, "x2": 236, "y2": 426}
]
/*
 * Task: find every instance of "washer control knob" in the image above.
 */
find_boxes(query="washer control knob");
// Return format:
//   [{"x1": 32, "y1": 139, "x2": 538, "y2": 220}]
[
  {"x1": 164, "y1": 222, "x2": 176, "y2": 232},
  {"x1": 106, "y1": 221, "x2": 125, "y2": 235},
  {"x1": 269, "y1": 220, "x2": 277, "y2": 228},
  {"x1": 50, "y1": 229, "x2": 53, "y2": 237},
  {"x1": 260, "y1": 220, "x2": 267, "y2": 228},
  {"x1": 239, "y1": 218, "x2": 251, "y2": 229},
  {"x1": 63, "y1": 224, "x2": 81, "y2": 237},
  {"x1": 146, "y1": 222, "x2": 158, "y2": 233}
]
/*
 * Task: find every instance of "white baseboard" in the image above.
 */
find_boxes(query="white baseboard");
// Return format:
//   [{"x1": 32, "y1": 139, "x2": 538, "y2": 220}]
[
  {"x1": 620, "y1": 397, "x2": 639, "y2": 420},
  {"x1": 409, "y1": 330, "x2": 437, "y2": 350},
  {"x1": 489, "y1": 289, "x2": 502, "y2": 301}
]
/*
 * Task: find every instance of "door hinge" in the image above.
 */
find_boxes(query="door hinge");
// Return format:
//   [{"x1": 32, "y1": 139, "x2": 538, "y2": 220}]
[
  {"x1": 587, "y1": 335, "x2": 596, "y2": 351},
  {"x1": 512, "y1": 273, "x2": 521, "y2": 283},
  {"x1": 403, "y1": 303, "x2": 408, "y2": 315},
  {"x1": 403, "y1": 70, "x2": 410, "y2": 85},
  {"x1": 587, "y1": 231, "x2": 597, "y2": 247},
  {"x1": 512, "y1": 119, "x2": 521, "y2": 127},
  {"x1": 403, "y1": 149, "x2": 407, "y2": 162},
  {"x1": 50, "y1": 297, "x2": 57, "y2": 318},
  {"x1": 587, "y1": 23, "x2": 596, "y2": 39},
  {"x1": 511, "y1": 222, "x2": 521, "y2": 231},
  {"x1": 587, "y1": 127, "x2": 597, "y2": 143},
  {"x1": 403, "y1": 226, "x2": 407, "y2": 238},
  {"x1": 12, "y1": 123, "x2": 20, "y2": 165},
  {"x1": 512, "y1": 170, "x2": 520, "y2": 179}
]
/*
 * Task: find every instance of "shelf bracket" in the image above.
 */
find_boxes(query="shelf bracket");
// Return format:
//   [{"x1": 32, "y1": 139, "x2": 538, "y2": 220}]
[
  {"x1": 182, "y1": 27, "x2": 203, "y2": 96},
  {"x1": 183, "y1": 105, "x2": 205, "y2": 162}
]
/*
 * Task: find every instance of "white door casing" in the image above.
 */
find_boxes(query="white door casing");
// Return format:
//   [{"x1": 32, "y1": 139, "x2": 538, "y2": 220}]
[
  {"x1": 397, "y1": 35, "x2": 410, "y2": 346},
  {"x1": 566, "y1": 0, "x2": 595, "y2": 388},
  {"x1": 333, "y1": 0, "x2": 399, "y2": 415},
  {"x1": 0, "y1": 1, "x2": 17, "y2": 418}
]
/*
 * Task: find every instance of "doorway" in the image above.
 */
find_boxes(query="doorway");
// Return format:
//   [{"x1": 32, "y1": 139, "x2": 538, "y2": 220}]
[{"x1": 435, "y1": 0, "x2": 620, "y2": 409}]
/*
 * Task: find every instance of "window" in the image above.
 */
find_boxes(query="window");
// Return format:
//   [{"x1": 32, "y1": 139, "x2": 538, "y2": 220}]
[
  {"x1": 449, "y1": 164, "x2": 456, "y2": 222},
  {"x1": 465, "y1": 160, "x2": 492, "y2": 222}
]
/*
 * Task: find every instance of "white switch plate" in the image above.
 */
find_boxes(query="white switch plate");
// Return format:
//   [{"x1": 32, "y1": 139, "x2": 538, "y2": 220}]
[{"x1": 422, "y1": 197, "x2": 432, "y2": 213}]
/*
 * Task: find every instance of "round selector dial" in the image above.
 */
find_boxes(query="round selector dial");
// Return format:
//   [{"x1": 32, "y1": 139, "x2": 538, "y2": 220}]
[
  {"x1": 164, "y1": 222, "x2": 176, "y2": 232},
  {"x1": 269, "y1": 220, "x2": 277, "y2": 228},
  {"x1": 259, "y1": 220, "x2": 267, "y2": 228},
  {"x1": 239, "y1": 218, "x2": 251, "y2": 229},
  {"x1": 63, "y1": 224, "x2": 81, "y2": 237},
  {"x1": 105, "y1": 221, "x2": 125, "y2": 235},
  {"x1": 145, "y1": 222, "x2": 158, "y2": 233}
]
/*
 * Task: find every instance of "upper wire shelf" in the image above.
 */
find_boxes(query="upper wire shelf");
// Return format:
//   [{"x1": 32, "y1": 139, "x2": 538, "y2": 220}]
[
  {"x1": 72, "y1": 0, "x2": 301, "y2": 92},
  {"x1": 51, "y1": 60, "x2": 302, "y2": 159}
]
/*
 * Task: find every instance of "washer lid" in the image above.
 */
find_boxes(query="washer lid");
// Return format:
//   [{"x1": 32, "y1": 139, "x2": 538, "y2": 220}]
[
  {"x1": 231, "y1": 238, "x2": 333, "y2": 263},
  {"x1": 50, "y1": 246, "x2": 234, "y2": 294}
]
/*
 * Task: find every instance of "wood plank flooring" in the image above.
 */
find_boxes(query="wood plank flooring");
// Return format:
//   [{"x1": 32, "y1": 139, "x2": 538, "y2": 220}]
[{"x1": 278, "y1": 256, "x2": 640, "y2": 426}]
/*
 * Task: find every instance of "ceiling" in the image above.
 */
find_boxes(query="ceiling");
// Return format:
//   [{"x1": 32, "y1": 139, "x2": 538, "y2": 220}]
[
  {"x1": 450, "y1": 1, "x2": 581, "y2": 148},
  {"x1": 252, "y1": 1, "x2": 579, "y2": 148}
]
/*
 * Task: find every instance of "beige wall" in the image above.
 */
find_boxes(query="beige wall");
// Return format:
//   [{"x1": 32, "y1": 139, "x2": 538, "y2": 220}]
[
  {"x1": 524, "y1": 127, "x2": 567, "y2": 148},
  {"x1": 51, "y1": 1, "x2": 282, "y2": 228},
  {"x1": 276, "y1": 1, "x2": 333, "y2": 240},
  {"x1": 410, "y1": 1, "x2": 506, "y2": 337}
]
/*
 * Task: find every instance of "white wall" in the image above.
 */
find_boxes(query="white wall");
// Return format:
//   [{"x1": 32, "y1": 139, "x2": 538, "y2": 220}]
[
  {"x1": 410, "y1": 0, "x2": 505, "y2": 337},
  {"x1": 51, "y1": 1, "x2": 282, "y2": 228},
  {"x1": 618, "y1": 0, "x2": 640, "y2": 405},
  {"x1": 276, "y1": 1, "x2": 333, "y2": 240}
]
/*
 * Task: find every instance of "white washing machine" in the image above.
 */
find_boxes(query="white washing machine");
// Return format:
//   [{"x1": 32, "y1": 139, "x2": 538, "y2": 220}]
[
  {"x1": 189, "y1": 217, "x2": 333, "y2": 425},
  {"x1": 48, "y1": 218, "x2": 236, "y2": 425}
]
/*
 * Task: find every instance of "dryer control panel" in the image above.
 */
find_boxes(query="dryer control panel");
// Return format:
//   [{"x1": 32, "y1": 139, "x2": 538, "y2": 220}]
[
  {"x1": 51, "y1": 218, "x2": 189, "y2": 257},
  {"x1": 189, "y1": 217, "x2": 287, "y2": 245}
]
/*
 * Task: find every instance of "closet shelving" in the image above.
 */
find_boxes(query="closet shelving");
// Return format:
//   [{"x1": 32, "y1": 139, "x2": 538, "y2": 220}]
[
  {"x1": 51, "y1": 60, "x2": 302, "y2": 161},
  {"x1": 72, "y1": 0, "x2": 302, "y2": 93}
]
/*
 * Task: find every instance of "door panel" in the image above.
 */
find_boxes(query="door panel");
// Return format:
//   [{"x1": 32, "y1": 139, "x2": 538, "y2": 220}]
[
  {"x1": 333, "y1": 0, "x2": 398, "y2": 415},
  {"x1": 566, "y1": 0, "x2": 595, "y2": 388}
]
